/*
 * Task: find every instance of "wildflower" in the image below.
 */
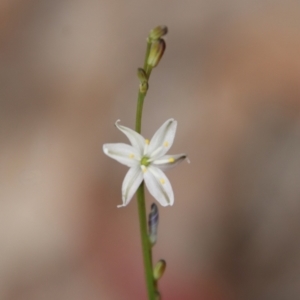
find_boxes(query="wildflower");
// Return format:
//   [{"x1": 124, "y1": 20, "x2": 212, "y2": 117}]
[{"x1": 103, "y1": 119, "x2": 187, "y2": 207}]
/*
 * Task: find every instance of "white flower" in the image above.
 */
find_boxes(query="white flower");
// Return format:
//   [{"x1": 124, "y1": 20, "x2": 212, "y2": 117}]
[{"x1": 103, "y1": 119, "x2": 188, "y2": 207}]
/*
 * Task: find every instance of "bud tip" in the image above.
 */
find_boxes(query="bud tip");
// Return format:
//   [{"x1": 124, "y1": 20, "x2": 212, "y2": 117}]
[{"x1": 149, "y1": 25, "x2": 168, "y2": 40}]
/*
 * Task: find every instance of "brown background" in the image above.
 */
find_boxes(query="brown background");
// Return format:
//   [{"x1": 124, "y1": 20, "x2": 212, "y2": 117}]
[{"x1": 1, "y1": 1, "x2": 300, "y2": 299}]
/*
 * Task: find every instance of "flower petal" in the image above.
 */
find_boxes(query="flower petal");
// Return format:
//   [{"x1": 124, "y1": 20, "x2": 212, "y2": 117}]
[
  {"x1": 151, "y1": 153, "x2": 188, "y2": 171},
  {"x1": 103, "y1": 143, "x2": 140, "y2": 167},
  {"x1": 119, "y1": 166, "x2": 144, "y2": 207},
  {"x1": 147, "y1": 119, "x2": 177, "y2": 159},
  {"x1": 115, "y1": 120, "x2": 145, "y2": 155},
  {"x1": 143, "y1": 165, "x2": 174, "y2": 206}
]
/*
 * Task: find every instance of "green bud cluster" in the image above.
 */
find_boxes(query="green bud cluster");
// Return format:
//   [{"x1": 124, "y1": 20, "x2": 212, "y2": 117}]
[
  {"x1": 146, "y1": 25, "x2": 168, "y2": 71},
  {"x1": 137, "y1": 26, "x2": 168, "y2": 91}
]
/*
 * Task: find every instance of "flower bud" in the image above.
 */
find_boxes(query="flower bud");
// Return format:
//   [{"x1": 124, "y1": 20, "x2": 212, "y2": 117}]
[
  {"x1": 137, "y1": 68, "x2": 148, "y2": 93},
  {"x1": 147, "y1": 39, "x2": 166, "y2": 68},
  {"x1": 139, "y1": 81, "x2": 148, "y2": 93},
  {"x1": 149, "y1": 25, "x2": 168, "y2": 40},
  {"x1": 137, "y1": 68, "x2": 147, "y2": 82},
  {"x1": 155, "y1": 291, "x2": 161, "y2": 300},
  {"x1": 148, "y1": 203, "x2": 159, "y2": 245},
  {"x1": 153, "y1": 259, "x2": 166, "y2": 280}
]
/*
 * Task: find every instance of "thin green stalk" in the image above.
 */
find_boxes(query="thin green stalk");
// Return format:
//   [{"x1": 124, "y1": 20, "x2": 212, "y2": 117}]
[
  {"x1": 135, "y1": 39, "x2": 152, "y2": 134},
  {"x1": 135, "y1": 39, "x2": 155, "y2": 300},
  {"x1": 135, "y1": 91, "x2": 146, "y2": 134},
  {"x1": 136, "y1": 183, "x2": 155, "y2": 300}
]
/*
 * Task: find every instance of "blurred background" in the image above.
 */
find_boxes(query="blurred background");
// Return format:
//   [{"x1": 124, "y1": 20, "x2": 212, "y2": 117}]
[{"x1": 1, "y1": 0, "x2": 300, "y2": 299}]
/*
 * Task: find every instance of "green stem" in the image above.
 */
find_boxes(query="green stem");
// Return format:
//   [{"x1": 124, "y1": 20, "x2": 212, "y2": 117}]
[
  {"x1": 135, "y1": 38, "x2": 156, "y2": 300},
  {"x1": 135, "y1": 39, "x2": 152, "y2": 133},
  {"x1": 136, "y1": 183, "x2": 155, "y2": 300},
  {"x1": 135, "y1": 91, "x2": 146, "y2": 134}
]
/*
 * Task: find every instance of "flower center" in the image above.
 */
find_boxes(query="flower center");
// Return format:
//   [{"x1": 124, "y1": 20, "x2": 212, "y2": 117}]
[{"x1": 141, "y1": 156, "x2": 151, "y2": 167}]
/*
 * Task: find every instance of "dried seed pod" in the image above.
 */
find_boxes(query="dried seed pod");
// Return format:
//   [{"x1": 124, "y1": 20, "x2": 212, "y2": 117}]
[{"x1": 148, "y1": 203, "x2": 159, "y2": 245}]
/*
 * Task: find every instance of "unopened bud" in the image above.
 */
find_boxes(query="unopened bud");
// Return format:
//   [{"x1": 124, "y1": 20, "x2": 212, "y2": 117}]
[
  {"x1": 155, "y1": 291, "x2": 161, "y2": 300},
  {"x1": 147, "y1": 39, "x2": 166, "y2": 68},
  {"x1": 137, "y1": 68, "x2": 148, "y2": 93},
  {"x1": 153, "y1": 259, "x2": 166, "y2": 280},
  {"x1": 148, "y1": 203, "x2": 159, "y2": 245},
  {"x1": 139, "y1": 81, "x2": 148, "y2": 93},
  {"x1": 149, "y1": 26, "x2": 168, "y2": 40},
  {"x1": 137, "y1": 68, "x2": 147, "y2": 82}
]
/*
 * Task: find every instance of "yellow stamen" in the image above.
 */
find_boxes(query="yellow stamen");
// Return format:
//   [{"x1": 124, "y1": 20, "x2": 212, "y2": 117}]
[
  {"x1": 160, "y1": 178, "x2": 165, "y2": 184},
  {"x1": 168, "y1": 157, "x2": 175, "y2": 163},
  {"x1": 145, "y1": 139, "x2": 150, "y2": 145},
  {"x1": 164, "y1": 141, "x2": 169, "y2": 147},
  {"x1": 142, "y1": 166, "x2": 147, "y2": 173},
  {"x1": 129, "y1": 153, "x2": 135, "y2": 159}
]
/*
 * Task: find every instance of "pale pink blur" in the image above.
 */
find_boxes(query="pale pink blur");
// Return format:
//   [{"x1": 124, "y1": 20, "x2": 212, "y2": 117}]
[{"x1": 1, "y1": 1, "x2": 300, "y2": 299}]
